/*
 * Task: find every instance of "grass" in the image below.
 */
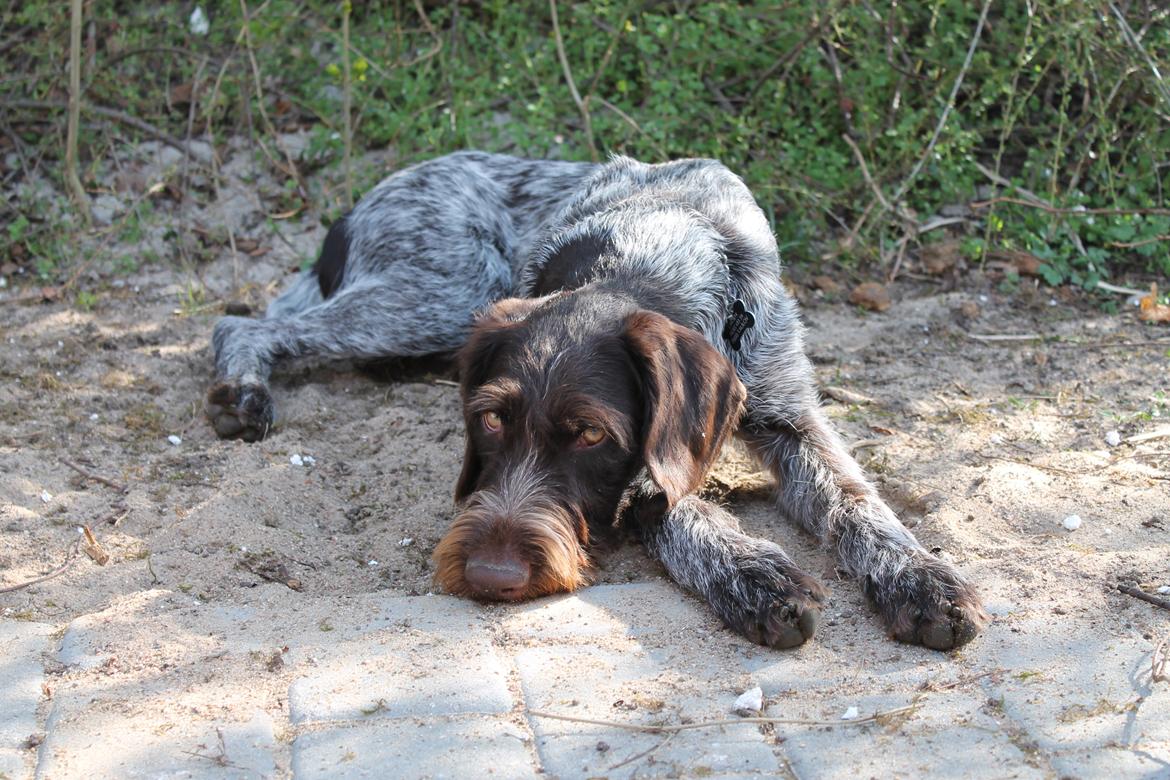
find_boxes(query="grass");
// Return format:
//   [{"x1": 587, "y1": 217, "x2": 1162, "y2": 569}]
[{"x1": 0, "y1": 1, "x2": 1167, "y2": 287}]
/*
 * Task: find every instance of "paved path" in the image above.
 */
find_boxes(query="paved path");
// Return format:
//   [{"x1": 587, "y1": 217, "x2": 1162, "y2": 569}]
[{"x1": 2, "y1": 582, "x2": 1168, "y2": 779}]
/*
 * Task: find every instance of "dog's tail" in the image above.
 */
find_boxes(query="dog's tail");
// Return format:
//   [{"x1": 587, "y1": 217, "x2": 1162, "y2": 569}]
[{"x1": 265, "y1": 271, "x2": 323, "y2": 318}]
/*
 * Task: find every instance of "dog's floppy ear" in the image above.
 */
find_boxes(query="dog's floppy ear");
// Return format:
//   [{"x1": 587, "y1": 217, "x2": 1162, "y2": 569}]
[
  {"x1": 453, "y1": 296, "x2": 555, "y2": 501},
  {"x1": 624, "y1": 310, "x2": 747, "y2": 507}
]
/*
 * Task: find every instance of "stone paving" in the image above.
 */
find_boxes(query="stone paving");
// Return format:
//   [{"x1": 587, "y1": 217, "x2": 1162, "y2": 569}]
[{"x1": 2, "y1": 582, "x2": 1168, "y2": 779}]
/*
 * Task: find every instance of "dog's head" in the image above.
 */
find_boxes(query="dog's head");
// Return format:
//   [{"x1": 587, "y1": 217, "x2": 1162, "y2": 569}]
[{"x1": 433, "y1": 289, "x2": 746, "y2": 601}]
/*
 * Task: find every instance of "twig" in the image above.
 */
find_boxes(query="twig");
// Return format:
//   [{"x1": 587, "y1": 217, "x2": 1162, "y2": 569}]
[
  {"x1": 1153, "y1": 636, "x2": 1168, "y2": 684},
  {"x1": 885, "y1": 0, "x2": 992, "y2": 210},
  {"x1": 965, "y1": 332, "x2": 1043, "y2": 343},
  {"x1": 608, "y1": 732, "x2": 677, "y2": 771},
  {"x1": 1127, "y1": 426, "x2": 1170, "y2": 445},
  {"x1": 238, "y1": 0, "x2": 308, "y2": 200},
  {"x1": 823, "y1": 385, "x2": 875, "y2": 405},
  {"x1": 60, "y1": 457, "x2": 128, "y2": 493},
  {"x1": 0, "y1": 541, "x2": 80, "y2": 594},
  {"x1": 1096, "y1": 280, "x2": 1150, "y2": 297},
  {"x1": 1118, "y1": 584, "x2": 1170, "y2": 612},
  {"x1": 65, "y1": 0, "x2": 91, "y2": 224},
  {"x1": 596, "y1": 98, "x2": 666, "y2": 159},
  {"x1": 528, "y1": 702, "x2": 920, "y2": 734},
  {"x1": 341, "y1": 0, "x2": 355, "y2": 211},
  {"x1": 969, "y1": 197, "x2": 1170, "y2": 218},
  {"x1": 973, "y1": 160, "x2": 1048, "y2": 207},
  {"x1": 10, "y1": 100, "x2": 209, "y2": 161},
  {"x1": 1108, "y1": 2, "x2": 1170, "y2": 111},
  {"x1": 550, "y1": 0, "x2": 598, "y2": 161},
  {"x1": 842, "y1": 134, "x2": 898, "y2": 219}
]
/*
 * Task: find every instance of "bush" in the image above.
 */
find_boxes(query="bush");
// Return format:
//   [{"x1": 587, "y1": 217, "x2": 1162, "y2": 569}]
[{"x1": 2, "y1": 1, "x2": 1167, "y2": 282}]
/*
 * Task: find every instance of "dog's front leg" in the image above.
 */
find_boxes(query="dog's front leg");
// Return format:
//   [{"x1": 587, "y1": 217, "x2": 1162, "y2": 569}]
[
  {"x1": 627, "y1": 487, "x2": 826, "y2": 649},
  {"x1": 741, "y1": 407, "x2": 990, "y2": 650}
]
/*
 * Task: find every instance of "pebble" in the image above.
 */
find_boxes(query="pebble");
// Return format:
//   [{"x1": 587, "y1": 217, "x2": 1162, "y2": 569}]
[
  {"x1": 289, "y1": 454, "x2": 304, "y2": 466},
  {"x1": 1158, "y1": 586, "x2": 1170, "y2": 595},
  {"x1": 167, "y1": 435, "x2": 182, "y2": 446},
  {"x1": 1105, "y1": 430, "x2": 1121, "y2": 447},
  {"x1": 733, "y1": 686, "x2": 763, "y2": 715},
  {"x1": 399, "y1": 537, "x2": 414, "y2": 547},
  {"x1": 89, "y1": 413, "x2": 99, "y2": 421},
  {"x1": 40, "y1": 490, "x2": 52, "y2": 503},
  {"x1": 1062, "y1": 514, "x2": 1083, "y2": 531},
  {"x1": 841, "y1": 706, "x2": 860, "y2": 720}
]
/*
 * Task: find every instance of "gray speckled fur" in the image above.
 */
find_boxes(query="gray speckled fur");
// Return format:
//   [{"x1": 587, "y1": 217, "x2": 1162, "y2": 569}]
[{"x1": 209, "y1": 151, "x2": 986, "y2": 648}]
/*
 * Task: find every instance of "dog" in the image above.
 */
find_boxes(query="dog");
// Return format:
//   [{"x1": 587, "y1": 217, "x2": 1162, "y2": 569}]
[{"x1": 207, "y1": 151, "x2": 988, "y2": 650}]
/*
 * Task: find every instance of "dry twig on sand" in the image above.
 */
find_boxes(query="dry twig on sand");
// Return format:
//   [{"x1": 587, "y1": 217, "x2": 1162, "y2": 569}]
[
  {"x1": 529, "y1": 702, "x2": 921, "y2": 734},
  {"x1": 1118, "y1": 583, "x2": 1170, "y2": 613},
  {"x1": 61, "y1": 457, "x2": 128, "y2": 493},
  {"x1": 0, "y1": 541, "x2": 81, "y2": 594}
]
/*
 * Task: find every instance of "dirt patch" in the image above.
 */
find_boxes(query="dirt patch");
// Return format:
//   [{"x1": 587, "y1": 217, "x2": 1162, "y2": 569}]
[{"x1": 2, "y1": 145, "x2": 1169, "y2": 759}]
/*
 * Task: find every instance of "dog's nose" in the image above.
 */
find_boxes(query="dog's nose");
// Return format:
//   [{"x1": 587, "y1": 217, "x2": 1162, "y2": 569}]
[{"x1": 464, "y1": 549, "x2": 531, "y2": 601}]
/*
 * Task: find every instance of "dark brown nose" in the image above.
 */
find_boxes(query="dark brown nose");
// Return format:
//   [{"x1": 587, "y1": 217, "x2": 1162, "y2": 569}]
[{"x1": 464, "y1": 548, "x2": 531, "y2": 601}]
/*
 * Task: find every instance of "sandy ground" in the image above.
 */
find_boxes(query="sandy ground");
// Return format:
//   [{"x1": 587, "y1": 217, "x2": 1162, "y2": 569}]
[{"x1": 2, "y1": 141, "x2": 1169, "y2": 777}]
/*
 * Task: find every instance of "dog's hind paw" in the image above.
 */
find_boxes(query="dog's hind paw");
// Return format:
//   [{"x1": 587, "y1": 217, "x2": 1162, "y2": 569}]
[
  {"x1": 716, "y1": 543, "x2": 828, "y2": 650},
  {"x1": 205, "y1": 381, "x2": 274, "y2": 442},
  {"x1": 867, "y1": 553, "x2": 990, "y2": 651}
]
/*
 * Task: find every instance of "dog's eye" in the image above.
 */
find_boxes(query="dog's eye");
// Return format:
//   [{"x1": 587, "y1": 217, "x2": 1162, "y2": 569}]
[
  {"x1": 577, "y1": 426, "x2": 605, "y2": 447},
  {"x1": 482, "y1": 411, "x2": 503, "y2": 432}
]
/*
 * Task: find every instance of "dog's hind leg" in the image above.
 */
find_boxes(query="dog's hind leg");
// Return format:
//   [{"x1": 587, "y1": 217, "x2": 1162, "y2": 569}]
[
  {"x1": 736, "y1": 292, "x2": 989, "y2": 649},
  {"x1": 208, "y1": 266, "x2": 499, "y2": 441}
]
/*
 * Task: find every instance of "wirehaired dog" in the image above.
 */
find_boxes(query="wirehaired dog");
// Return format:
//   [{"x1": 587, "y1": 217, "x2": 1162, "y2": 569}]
[{"x1": 207, "y1": 151, "x2": 988, "y2": 650}]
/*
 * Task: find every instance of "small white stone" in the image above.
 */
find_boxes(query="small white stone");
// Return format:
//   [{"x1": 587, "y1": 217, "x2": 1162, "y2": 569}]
[
  {"x1": 40, "y1": 490, "x2": 52, "y2": 503},
  {"x1": 1158, "y1": 586, "x2": 1170, "y2": 595},
  {"x1": 1104, "y1": 430, "x2": 1121, "y2": 447},
  {"x1": 368, "y1": 559, "x2": 379, "y2": 567},
  {"x1": 167, "y1": 435, "x2": 182, "y2": 446},
  {"x1": 1061, "y1": 514, "x2": 1082, "y2": 531},
  {"x1": 399, "y1": 537, "x2": 414, "y2": 547},
  {"x1": 89, "y1": 413, "x2": 99, "y2": 421},
  {"x1": 841, "y1": 706, "x2": 860, "y2": 720},
  {"x1": 189, "y1": 6, "x2": 210, "y2": 35},
  {"x1": 733, "y1": 686, "x2": 763, "y2": 715},
  {"x1": 302, "y1": 455, "x2": 316, "y2": 465},
  {"x1": 978, "y1": 295, "x2": 988, "y2": 303},
  {"x1": 289, "y1": 454, "x2": 304, "y2": 466}
]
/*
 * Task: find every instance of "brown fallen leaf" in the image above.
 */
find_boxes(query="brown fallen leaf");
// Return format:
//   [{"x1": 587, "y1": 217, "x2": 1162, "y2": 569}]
[
  {"x1": 849, "y1": 281, "x2": 891, "y2": 312},
  {"x1": 169, "y1": 82, "x2": 193, "y2": 106},
  {"x1": 920, "y1": 241, "x2": 960, "y2": 275},
  {"x1": 810, "y1": 275, "x2": 843, "y2": 294},
  {"x1": 1139, "y1": 283, "x2": 1170, "y2": 324}
]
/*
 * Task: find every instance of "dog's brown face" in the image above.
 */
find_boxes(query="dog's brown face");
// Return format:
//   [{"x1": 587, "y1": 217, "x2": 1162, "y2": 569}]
[{"x1": 433, "y1": 289, "x2": 746, "y2": 601}]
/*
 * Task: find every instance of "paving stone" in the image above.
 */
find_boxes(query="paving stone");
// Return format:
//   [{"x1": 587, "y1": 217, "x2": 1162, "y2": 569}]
[
  {"x1": 502, "y1": 582, "x2": 716, "y2": 644},
  {"x1": 0, "y1": 748, "x2": 30, "y2": 780},
  {"x1": 780, "y1": 691, "x2": 1047, "y2": 780},
  {"x1": 291, "y1": 716, "x2": 537, "y2": 780},
  {"x1": 0, "y1": 621, "x2": 52, "y2": 750},
  {"x1": 983, "y1": 619, "x2": 1170, "y2": 752},
  {"x1": 35, "y1": 706, "x2": 278, "y2": 780},
  {"x1": 1050, "y1": 744, "x2": 1170, "y2": 779},
  {"x1": 516, "y1": 645, "x2": 781, "y2": 778},
  {"x1": 288, "y1": 596, "x2": 513, "y2": 723}
]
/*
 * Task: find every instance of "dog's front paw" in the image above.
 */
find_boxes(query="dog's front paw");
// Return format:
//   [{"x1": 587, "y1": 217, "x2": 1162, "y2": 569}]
[
  {"x1": 715, "y1": 543, "x2": 828, "y2": 650},
  {"x1": 205, "y1": 381, "x2": 274, "y2": 442},
  {"x1": 865, "y1": 553, "x2": 989, "y2": 650}
]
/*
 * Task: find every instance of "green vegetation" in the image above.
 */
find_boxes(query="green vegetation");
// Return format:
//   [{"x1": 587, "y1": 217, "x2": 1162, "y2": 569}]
[{"x1": 1, "y1": 1, "x2": 1167, "y2": 284}]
